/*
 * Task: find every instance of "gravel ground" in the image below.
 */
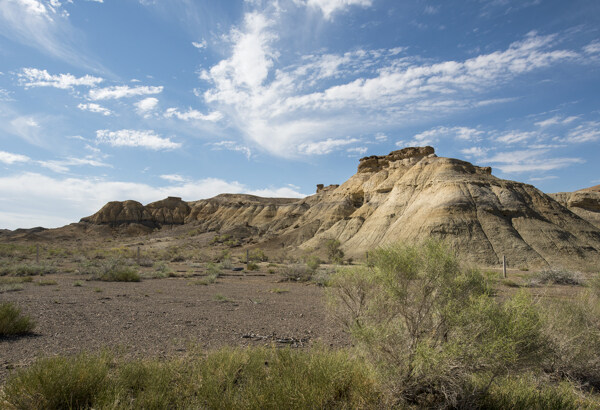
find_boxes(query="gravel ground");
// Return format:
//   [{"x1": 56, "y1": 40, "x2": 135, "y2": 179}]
[{"x1": 0, "y1": 271, "x2": 350, "y2": 383}]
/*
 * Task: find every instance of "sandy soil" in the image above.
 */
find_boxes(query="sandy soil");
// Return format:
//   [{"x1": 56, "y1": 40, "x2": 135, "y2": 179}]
[{"x1": 0, "y1": 271, "x2": 350, "y2": 383}]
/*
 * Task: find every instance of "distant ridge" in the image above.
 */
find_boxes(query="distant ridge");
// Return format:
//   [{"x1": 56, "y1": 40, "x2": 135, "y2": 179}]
[{"x1": 70, "y1": 146, "x2": 600, "y2": 268}]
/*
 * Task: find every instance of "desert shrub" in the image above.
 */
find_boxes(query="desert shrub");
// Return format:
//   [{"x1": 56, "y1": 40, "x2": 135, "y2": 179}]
[
  {"x1": 305, "y1": 255, "x2": 321, "y2": 272},
  {"x1": 137, "y1": 257, "x2": 154, "y2": 267},
  {"x1": 221, "y1": 257, "x2": 233, "y2": 269},
  {"x1": 206, "y1": 262, "x2": 222, "y2": 277},
  {"x1": 191, "y1": 273, "x2": 219, "y2": 286},
  {"x1": 540, "y1": 289, "x2": 600, "y2": 389},
  {"x1": 1, "y1": 348, "x2": 382, "y2": 409},
  {"x1": 0, "y1": 263, "x2": 57, "y2": 276},
  {"x1": 475, "y1": 373, "x2": 596, "y2": 409},
  {"x1": 281, "y1": 263, "x2": 313, "y2": 282},
  {"x1": 329, "y1": 240, "x2": 549, "y2": 407},
  {"x1": 152, "y1": 261, "x2": 172, "y2": 278},
  {"x1": 246, "y1": 261, "x2": 260, "y2": 271},
  {"x1": 326, "y1": 239, "x2": 344, "y2": 264},
  {"x1": 0, "y1": 302, "x2": 35, "y2": 336},
  {"x1": 36, "y1": 279, "x2": 57, "y2": 286},
  {"x1": 535, "y1": 267, "x2": 583, "y2": 285},
  {"x1": 248, "y1": 248, "x2": 268, "y2": 262},
  {"x1": 88, "y1": 258, "x2": 140, "y2": 282}
]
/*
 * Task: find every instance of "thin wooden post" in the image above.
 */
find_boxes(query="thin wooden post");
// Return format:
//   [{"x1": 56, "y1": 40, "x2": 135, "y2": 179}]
[
  {"x1": 137, "y1": 247, "x2": 140, "y2": 264},
  {"x1": 365, "y1": 251, "x2": 369, "y2": 264},
  {"x1": 246, "y1": 249, "x2": 249, "y2": 264},
  {"x1": 502, "y1": 255, "x2": 507, "y2": 278},
  {"x1": 36, "y1": 244, "x2": 39, "y2": 264}
]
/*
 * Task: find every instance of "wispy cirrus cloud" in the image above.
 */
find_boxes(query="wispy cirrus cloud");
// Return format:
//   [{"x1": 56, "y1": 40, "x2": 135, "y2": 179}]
[
  {"x1": 200, "y1": 12, "x2": 583, "y2": 158},
  {"x1": 298, "y1": 0, "x2": 373, "y2": 20},
  {"x1": 95, "y1": 129, "x2": 181, "y2": 150},
  {"x1": 0, "y1": 0, "x2": 102, "y2": 69},
  {"x1": 89, "y1": 85, "x2": 163, "y2": 100}
]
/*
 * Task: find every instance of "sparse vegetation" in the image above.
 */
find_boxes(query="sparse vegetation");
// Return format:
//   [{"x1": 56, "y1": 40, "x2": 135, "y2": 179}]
[
  {"x1": 535, "y1": 267, "x2": 583, "y2": 285},
  {"x1": 325, "y1": 239, "x2": 344, "y2": 264},
  {"x1": 0, "y1": 263, "x2": 57, "y2": 277},
  {"x1": 190, "y1": 273, "x2": 218, "y2": 286},
  {"x1": 0, "y1": 302, "x2": 35, "y2": 336},
  {"x1": 328, "y1": 240, "x2": 600, "y2": 408},
  {"x1": 36, "y1": 279, "x2": 57, "y2": 286},
  {"x1": 246, "y1": 261, "x2": 259, "y2": 271},
  {"x1": 1, "y1": 348, "x2": 382, "y2": 409}
]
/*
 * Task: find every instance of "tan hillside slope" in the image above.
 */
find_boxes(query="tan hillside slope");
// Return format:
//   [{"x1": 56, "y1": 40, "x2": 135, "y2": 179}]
[
  {"x1": 79, "y1": 147, "x2": 600, "y2": 268},
  {"x1": 549, "y1": 186, "x2": 600, "y2": 230}
]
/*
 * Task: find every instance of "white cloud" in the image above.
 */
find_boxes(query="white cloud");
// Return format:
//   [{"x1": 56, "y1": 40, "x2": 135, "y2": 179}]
[
  {"x1": 95, "y1": 129, "x2": 181, "y2": 150},
  {"x1": 583, "y1": 41, "x2": 600, "y2": 55},
  {"x1": 0, "y1": 172, "x2": 305, "y2": 229},
  {"x1": 297, "y1": 138, "x2": 360, "y2": 155},
  {"x1": 0, "y1": 88, "x2": 13, "y2": 101},
  {"x1": 565, "y1": 122, "x2": 600, "y2": 143},
  {"x1": 89, "y1": 85, "x2": 163, "y2": 100},
  {"x1": 209, "y1": 140, "x2": 252, "y2": 159},
  {"x1": 164, "y1": 107, "x2": 223, "y2": 122},
  {"x1": 78, "y1": 103, "x2": 111, "y2": 116},
  {"x1": 408, "y1": 126, "x2": 482, "y2": 146},
  {"x1": 18, "y1": 68, "x2": 103, "y2": 89},
  {"x1": 460, "y1": 146, "x2": 488, "y2": 158},
  {"x1": 160, "y1": 174, "x2": 185, "y2": 182},
  {"x1": 298, "y1": 0, "x2": 373, "y2": 20},
  {"x1": 374, "y1": 133, "x2": 388, "y2": 142},
  {"x1": 484, "y1": 149, "x2": 584, "y2": 173},
  {"x1": 0, "y1": 0, "x2": 100, "y2": 68},
  {"x1": 0, "y1": 150, "x2": 30, "y2": 164},
  {"x1": 495, "y1": 131, "x2": 536, "y2": 144},
  {"x1": 347, "y1": 146, "x2": 368, "y2": 155},
  {"x1": 135, "y1": 97, "x2": 159, "y2": 117},
  {"x1": 535, "y1": 115, "x2": 579, "y2": 127},
  {"x1": 202, "y1": 16, "x2": 578, "y2": 157},
  {"x1": 192, "y1": 39, "x2": 207, "y2": 49},
  {"x1": 38, "y1": 156, "x2": 111, "y2": 173}
]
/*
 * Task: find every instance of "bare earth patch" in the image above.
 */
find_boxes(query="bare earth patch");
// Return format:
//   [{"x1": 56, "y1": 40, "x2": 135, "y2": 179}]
[{"x1": 0, "y1": 271, "x2": 349, "y2": 383}]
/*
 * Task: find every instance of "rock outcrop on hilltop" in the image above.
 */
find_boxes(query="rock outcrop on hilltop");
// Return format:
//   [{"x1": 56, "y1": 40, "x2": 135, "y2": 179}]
[
  {"x1": 549, "y1": 186, "x2": 600, "y2": 229},
  {"x1": 79, "y1": 147, "x2": 600, "y2": 267}
]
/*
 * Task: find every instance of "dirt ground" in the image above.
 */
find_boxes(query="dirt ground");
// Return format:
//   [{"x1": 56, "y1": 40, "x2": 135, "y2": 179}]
[{"x1": 0, "y1": 271, "x2": 350, "y2": 383}]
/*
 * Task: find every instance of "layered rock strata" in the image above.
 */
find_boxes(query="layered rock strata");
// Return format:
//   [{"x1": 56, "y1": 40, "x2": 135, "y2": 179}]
[{"x1": 80, "y1": 147, "x2": 600, "y2": 267}]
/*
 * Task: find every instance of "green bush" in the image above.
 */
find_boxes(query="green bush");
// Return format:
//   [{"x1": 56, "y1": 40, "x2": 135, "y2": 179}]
[
  {"x1": 2, "y1": 352, "x2": 111, "y2": 409},
  {"x1": 329, "y1": 240, "x2": 549, "y2": 407},
  {"x1": 246, "y1": 261, "x2": 260, "y2": 271},
  {"x1": 89, "y1": 258, "x2": 141, "y2": 282},
  {"x1": 305, "y1": 255, "x2": 321, "y2": 272},
  {"x1": 1, "y1": 348, "x2": 383, "y2": 409},
  {"x1": 248, "y1": 248, "x2": 268, "y2": 262},
  {"x1": 0, "y1": 302, "x2": 35, "y2": 336},
  {"x1": 325, "y1": 239, "x2": 344, "y2": 264}
]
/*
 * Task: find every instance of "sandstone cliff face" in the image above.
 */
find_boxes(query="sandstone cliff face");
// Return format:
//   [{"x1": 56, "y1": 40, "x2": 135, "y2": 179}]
[
  {"x1": 549, "y1": 186, "x2": 600, "y2": 230},
  {"x1": 80, "y1": 148, "x2": 600, "y2": 267}
]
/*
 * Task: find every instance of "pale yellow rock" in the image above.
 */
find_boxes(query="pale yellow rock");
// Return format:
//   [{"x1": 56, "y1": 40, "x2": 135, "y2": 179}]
[{"x1": 81, "y1": 147, "x2": 600, "y2": 267}]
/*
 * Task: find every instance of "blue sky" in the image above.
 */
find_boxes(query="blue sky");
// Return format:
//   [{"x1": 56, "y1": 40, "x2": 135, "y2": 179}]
[{"x1": 0, "y1": 0, "x2": 599, "y2": 229}]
